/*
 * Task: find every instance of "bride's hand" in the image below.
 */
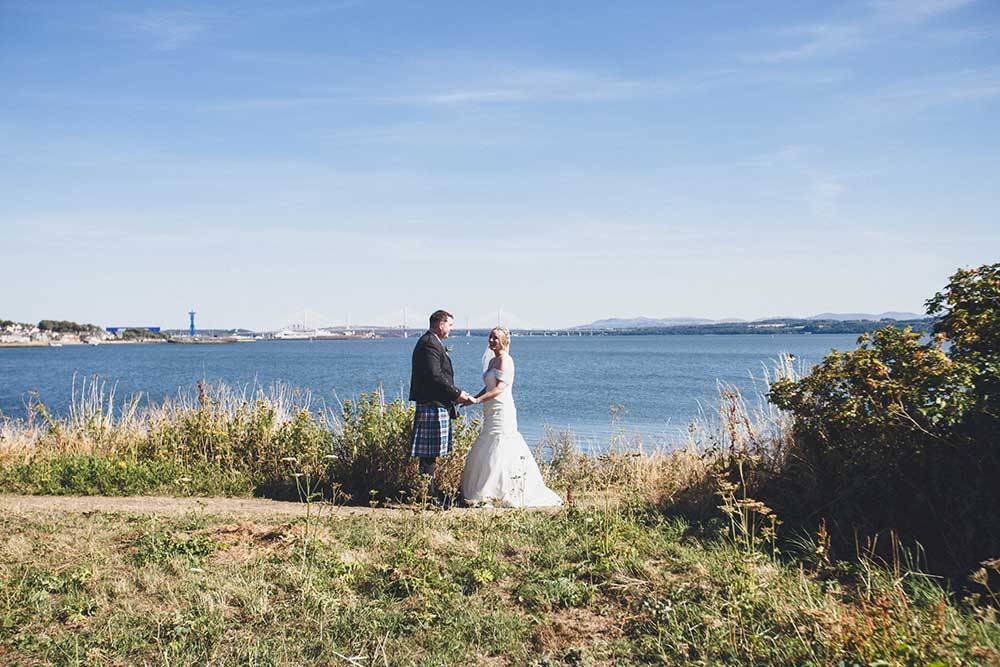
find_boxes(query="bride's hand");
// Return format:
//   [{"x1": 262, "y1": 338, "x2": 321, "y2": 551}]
[{"x1": 469, "y1": 396, "x2": 480, "y2": 404}]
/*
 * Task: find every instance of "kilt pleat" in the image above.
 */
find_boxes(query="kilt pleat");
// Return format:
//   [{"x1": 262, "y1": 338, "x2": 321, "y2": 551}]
[{"x1": 411, "y1": 405, "x2": 452, "y2": 457}]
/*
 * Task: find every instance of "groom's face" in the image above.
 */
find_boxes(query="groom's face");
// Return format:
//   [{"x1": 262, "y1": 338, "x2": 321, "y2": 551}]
[{"x1": 436, "y1": 317, "x2": 454, "y2": 339}]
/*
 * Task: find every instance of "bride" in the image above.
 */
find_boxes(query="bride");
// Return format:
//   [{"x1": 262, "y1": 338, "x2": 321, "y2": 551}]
[{"x1": 461, "y1": 327, "x2": 562, "y2": 508}]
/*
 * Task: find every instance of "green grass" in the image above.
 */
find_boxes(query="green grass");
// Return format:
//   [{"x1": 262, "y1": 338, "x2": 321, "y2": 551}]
[
  {"x1": 1, "y1": 505, "x2": 997, "y2": 666},
  {"x1": 0, "y1": 455, "x2": 254, "y2": 497}
]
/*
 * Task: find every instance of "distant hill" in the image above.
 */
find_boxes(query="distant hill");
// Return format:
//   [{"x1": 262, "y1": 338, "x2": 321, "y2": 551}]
[
  {"x1": 576, "y1": 317, "x2": 936, "y2": 336},
  {"x1": 567, "y1": 312, "x2": 938, "y2": 337},
  {"x1": 574, "y1": 312, "x2": 927, "y2": 330},
  {"x1": 808, "y1": 312, "x2": 924, "y2": 321}
]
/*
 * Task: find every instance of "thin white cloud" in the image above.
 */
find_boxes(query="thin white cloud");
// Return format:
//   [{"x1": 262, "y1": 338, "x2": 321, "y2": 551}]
[
  {"x1": 869, "y1": 0, "x2": 977, "y2": 23},
  {"x1": 202, "y1": 96, "x2": 336, "y2": 111},
  {"x1": 377, "y1": 66, "x2": 657, "y2": 106},
  {"x1": 746, "y1": 0, "x2": 976, "y2": 63},
  {"x1": 745, "y1": 25, "x2": 863, "y2": 63},
  {"x1": 316, "y1": 120, "x2": 530, "y2": 149},
  {"x1": 860, "y1": 67, "x2": 1000, "y2": 112},
  {"x1": 926, "y1": 25, "x2": 1000, "y2": 44},
  {"x1": 187, "y1": 65, "x2": 662, "y2": 110},
  {"x1": 142, "y1": 57, "x2": 848, "y2": 116},
  {"x1": 373, "y1": 63, "x2": 849, "y2": 108},
  {"x1": 116, "y1": 10, "x2": 210, "y2": 50},
  {"x1": 418, "y1": 89, "x2": 530, "y2": 105}
]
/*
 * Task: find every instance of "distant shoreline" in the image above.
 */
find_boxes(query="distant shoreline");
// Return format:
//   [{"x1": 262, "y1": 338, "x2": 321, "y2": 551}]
[
  {"x1": 0, "y1": 329, "x2": 898, "y2": 351},
  {"x1": 0, "y1": 339, "x2": 167, "y2": 349}
]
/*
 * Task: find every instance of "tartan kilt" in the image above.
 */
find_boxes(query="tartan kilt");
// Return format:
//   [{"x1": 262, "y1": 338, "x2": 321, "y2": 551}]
[{"x1": 410, "y1": 405, "x2": 453, "y2": 457}]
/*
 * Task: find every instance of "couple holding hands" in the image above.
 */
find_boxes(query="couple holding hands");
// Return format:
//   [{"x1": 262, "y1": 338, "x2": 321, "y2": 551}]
[{"x1": 409, "y1": 310, "x2": 562, "y2": 508}]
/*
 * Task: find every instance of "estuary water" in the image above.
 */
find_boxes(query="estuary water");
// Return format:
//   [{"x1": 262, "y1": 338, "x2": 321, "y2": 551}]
[{"x1": 0, "y1": 334, "x2": 859, "y2": 449}]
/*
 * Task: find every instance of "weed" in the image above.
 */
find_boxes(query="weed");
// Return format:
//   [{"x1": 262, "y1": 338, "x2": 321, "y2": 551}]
[{"x1": 130, "y1": 525, "x2": 219, "y2": 567}]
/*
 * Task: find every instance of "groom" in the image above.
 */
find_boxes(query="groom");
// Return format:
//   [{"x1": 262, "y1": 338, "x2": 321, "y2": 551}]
[{"x1": 409, "y1": 309, "x2": 474, "y2": 496}]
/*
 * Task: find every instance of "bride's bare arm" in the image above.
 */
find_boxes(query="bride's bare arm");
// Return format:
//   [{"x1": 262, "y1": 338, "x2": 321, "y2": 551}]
[{"x1": 476, "y1": 380, "x2": 507, "y2": 402}]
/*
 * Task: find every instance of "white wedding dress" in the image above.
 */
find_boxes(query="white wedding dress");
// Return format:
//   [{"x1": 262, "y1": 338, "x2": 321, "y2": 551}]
[{"x1": 461, "y1": 353, "x2": 562, "y2": 508}]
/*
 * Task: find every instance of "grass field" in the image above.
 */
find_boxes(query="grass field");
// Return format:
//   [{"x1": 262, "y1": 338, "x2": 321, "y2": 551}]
[{"x1": 2, "y1": 495, "x2": 998, "y2": 666}]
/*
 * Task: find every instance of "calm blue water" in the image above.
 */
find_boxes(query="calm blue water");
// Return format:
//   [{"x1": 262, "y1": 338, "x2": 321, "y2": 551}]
[{"x1": 0, "y1": 335, "x2": 859, "y2": 448}]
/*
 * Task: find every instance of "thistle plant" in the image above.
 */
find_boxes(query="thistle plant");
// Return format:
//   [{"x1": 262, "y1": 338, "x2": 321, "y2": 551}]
[{"x1": 716, "y1": 460, "x2": 781, "y2": 558}]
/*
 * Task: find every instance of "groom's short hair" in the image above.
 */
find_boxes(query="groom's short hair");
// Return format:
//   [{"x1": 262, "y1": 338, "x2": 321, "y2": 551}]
[{"x1": 429, "y1": 310, "x2": 453, "y2": 326}]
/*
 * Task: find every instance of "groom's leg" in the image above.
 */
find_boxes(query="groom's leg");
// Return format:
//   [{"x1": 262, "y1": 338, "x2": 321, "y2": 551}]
[
  {"x1": 418, "y1": 456, "x2": 436, "y2": 477},
  {"x1": 419, "y1": 456, "x2": 438, "y2": 499}
]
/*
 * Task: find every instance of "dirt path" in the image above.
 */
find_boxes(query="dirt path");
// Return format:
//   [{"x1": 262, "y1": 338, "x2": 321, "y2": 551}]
[{"x1": 0, "y1": 495, "x2": 494, "y2": 518}]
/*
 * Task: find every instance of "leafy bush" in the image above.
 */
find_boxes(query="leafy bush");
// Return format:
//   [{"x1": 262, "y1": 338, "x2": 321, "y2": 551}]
[
  {"x1": 926, "y1": 263, "x2": 1000, "y2": 419},
  {"x1": 118, "y1": 328, "x2": 169, "y2": 340},
  {"x1": 37, "y1": 320, "x2": 102, "y2": 333},
  {"x1": 328, "y1": 392, "x2": 477, "y2": 504},
  {"x1": 768, "y1": 263, "x2": 999, "y2": 575}
]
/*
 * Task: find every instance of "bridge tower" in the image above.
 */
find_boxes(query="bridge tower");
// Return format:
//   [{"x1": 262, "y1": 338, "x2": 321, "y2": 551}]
[{"x1": 188, "y1": 310, "x2": 196, "y2": 337}]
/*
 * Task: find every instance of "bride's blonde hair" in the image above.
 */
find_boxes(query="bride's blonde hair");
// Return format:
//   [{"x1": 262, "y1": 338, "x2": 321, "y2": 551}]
[{"x1": 492, "y1": 327, "x2": 511, "y2": 352}]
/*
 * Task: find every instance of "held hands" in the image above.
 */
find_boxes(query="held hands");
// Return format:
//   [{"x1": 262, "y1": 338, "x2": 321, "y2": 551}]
[{"x1": 457, "y1": 391, "x2": 479, "y2": 406}]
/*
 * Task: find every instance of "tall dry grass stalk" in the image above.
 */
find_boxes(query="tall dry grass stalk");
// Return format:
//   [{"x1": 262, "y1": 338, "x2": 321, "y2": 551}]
[
  {"x1": 0, "y1": 376, "x2": 319, "y2": 464},
  {"x1": 0, "y1": 377, "x2": 480, "y2": 503},
  {"x1": 535, "y1": 354, "x2": 800, "y2": 517}
]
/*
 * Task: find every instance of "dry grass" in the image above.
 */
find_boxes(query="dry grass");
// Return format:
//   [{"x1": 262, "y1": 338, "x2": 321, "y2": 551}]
[
  {"x1": 532, "y1": 354, "x2": 800, "y2": 522},
  {"x1": 0, "y1": 375, "x2": 307, "y2": 462},
  {"x1": 1, "y1": 501, "x2": 997, "y2": 666},
  {"x1": 0, "y1": 378, "x2": 479, "y2": 502}
]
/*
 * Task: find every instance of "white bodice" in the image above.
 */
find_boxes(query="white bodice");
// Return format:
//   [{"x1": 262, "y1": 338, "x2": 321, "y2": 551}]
[
  {"x1": 482, "y1": 355, "x2": 516, "y2": 433},
  {"x1": 483, "y1": 367, "x2": 513, "y2": 388}
]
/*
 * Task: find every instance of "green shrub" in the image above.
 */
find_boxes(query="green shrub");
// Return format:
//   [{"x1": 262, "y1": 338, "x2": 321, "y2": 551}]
[
  {"x1": 926, "y1": 263, "x2": 1000, "y2": 422},
  {"x1": 768, "y1": 263, "x2": 1000, "y2": 575},
  {"x1": 328, "y1": 391, "x2": 477, "y2": 504}
]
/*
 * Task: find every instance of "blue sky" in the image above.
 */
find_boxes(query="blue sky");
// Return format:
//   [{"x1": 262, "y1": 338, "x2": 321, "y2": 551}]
[{"x1": 2, "y1": 0, "x2": 998, "y2": 330}]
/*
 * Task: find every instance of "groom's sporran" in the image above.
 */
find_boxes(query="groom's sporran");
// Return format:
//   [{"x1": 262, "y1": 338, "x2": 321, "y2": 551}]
[{"x1": 408, "y1": 310, "x2": 472, "y2": 499}]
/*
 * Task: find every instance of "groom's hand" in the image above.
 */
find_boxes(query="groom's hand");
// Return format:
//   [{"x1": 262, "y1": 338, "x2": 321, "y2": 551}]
[{"x1": 457, "y1": 392, "x2": 479, "y2": 406}]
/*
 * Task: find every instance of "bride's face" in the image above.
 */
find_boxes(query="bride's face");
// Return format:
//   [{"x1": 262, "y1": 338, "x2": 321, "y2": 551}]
[{"x1": 488, "y1": 330, "x2": 501, "y2": 353}]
